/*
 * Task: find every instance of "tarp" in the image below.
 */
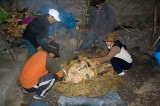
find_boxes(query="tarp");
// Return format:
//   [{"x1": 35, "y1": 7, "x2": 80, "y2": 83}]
[
  {"x1": 57, "y1": 8, "x2": 78, "y2": 30},
  {"x1": 37, "y1": 5, "x2": 78, "y2": 34},
  {"x1": 58, "y1": 90, "x2": 126, "y2": 106},
  {"x1": 154, "y1": 46, "x2": 160, "y2": 66},
  {"x1": 30, "y1": 101, "x2": 49, "y2": 106}
]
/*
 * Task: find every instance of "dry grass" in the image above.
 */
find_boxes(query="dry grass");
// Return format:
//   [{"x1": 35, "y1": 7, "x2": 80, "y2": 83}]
[
  {"x1": 54, "y1": 74, "x2": 125, "y2": 97},
  {"x1": 54, "y1": 51, "x2": 126, "y2": 97}
]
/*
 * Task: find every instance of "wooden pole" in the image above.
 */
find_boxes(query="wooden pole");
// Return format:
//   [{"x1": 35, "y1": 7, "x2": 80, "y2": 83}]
[
  {"x1": 15, "y1": 0, "x2": 19, "y2": 10},
  {"x1": 151, "y1": 0, "x2": 158, "y2": 47}
]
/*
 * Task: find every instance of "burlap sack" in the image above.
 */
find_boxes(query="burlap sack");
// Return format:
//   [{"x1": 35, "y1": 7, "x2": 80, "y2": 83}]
[{"x1": 64, "y1": 58, "x2": 97, "y2": 83}]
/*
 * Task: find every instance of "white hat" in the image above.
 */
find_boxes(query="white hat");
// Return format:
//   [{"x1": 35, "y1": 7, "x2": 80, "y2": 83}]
[{"x1": 48, "y1": 9, "x2": 61, "y2": 21}]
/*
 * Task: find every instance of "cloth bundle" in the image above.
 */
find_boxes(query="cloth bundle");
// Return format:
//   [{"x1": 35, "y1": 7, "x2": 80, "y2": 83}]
[{"x1": 64, "y1": 57, "x2": 97, "y2": 83}]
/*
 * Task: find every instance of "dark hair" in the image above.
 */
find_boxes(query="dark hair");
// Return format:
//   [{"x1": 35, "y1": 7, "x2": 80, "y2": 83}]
[
  {"x1": 90, "y1": 0, "x2": 105, "y2": 6},
  {"x1": 47, "y1": 13, "x2": 54, "y2": 18},
  {"x1": 43, "y1": 41, "x2": 60, "y2": 57},
  {"x1": 114, "y1": 40, "x2": 127, "y2": 50}
]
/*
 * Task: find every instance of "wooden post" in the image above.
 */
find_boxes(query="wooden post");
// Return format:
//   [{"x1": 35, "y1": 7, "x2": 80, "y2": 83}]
[
  {"x1": 15, "y1": 0, "x2": 19, "y2": 10},
  {"x1": 150, "y1": 0, "x2": 158, "y2": 47}
]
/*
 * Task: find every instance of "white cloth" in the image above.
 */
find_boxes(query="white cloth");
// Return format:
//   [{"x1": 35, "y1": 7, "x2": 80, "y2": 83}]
[{"x1": 114, "y1": 47, "x2": 133, "y2": 63}]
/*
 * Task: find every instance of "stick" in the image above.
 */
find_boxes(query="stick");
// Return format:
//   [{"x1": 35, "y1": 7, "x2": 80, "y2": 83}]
[
  {"x1": 152, "y1": 35, "x2": 160, "y2": 47},
  {"x1": 120, "y1": 27, "x2": 131, "y2": 32}
]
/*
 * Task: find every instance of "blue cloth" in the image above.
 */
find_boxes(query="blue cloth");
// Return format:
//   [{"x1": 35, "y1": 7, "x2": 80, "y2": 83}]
[
  {"x1": 24, "y1": 39, "x2": 47, "y2": 55},
  {"x1": 37, "y1": 6, "x2": 78, "y2": 31},
  {"x1": 24, "y1": 40, "x2": 37, "y2": 55},
  {"x1": 154, "y1": 46, "x2": 160, "y2": 66},
  {"x1": 58, "y1": 90, "x2": 125, "y2": 106},
  {"x1": 30, "y1": 101, "x2": 49, "y2": 106},
  {"x1": 111, "y1": 57, "x2": 132, "y2": 74},
  {"x1": 58, "y1": 8, "x2": 78, "y2": 30},
  {"x1": 37, "y1": 5, "x2": 51, "y2": 14},
  {"x1": 48, "y1": 24, "x2": 54, "y2": 36}
]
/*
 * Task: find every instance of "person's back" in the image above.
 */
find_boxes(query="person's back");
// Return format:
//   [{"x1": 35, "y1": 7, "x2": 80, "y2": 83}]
[
  {"x1": 23, "y1": 15, "x2": 50, "y2": 39},
  {"x1": 23, "y1": 15, "x2": 50, "y2": 48},
  {"x1": 19, "y1": 51, "x2": 48, "y2": 89}
]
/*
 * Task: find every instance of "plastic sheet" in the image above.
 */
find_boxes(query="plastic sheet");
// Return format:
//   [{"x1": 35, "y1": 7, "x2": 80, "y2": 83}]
[
  {"x1": 37, "y1": 6, "x2": 78, "y2": 31},
  {"x1": 58, "y1": 8, "x2": 78, "y2": 30},
  {"x1": 58, "y1": 90, "x2": 126, "y2": 106},
  {"x1": 154, "y1": 46, "x2": 160, "y2": 66},
  {"x1": 30, "y1": 101, "x2": 49, "y2": 106}
]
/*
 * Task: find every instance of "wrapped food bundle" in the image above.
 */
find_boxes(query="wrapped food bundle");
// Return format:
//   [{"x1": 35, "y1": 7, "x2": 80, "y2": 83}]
[
  {"x1": 64, "y1": 57, "x2": 97, "y2": 83},
  {"x1": 54, "y1": 53, "x2": 124, "y2": 97}
]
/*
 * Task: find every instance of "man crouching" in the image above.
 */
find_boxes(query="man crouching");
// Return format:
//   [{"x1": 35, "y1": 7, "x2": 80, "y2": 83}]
[{"x1": 19, "y1": 41, "x2": 63, "y2": 99}]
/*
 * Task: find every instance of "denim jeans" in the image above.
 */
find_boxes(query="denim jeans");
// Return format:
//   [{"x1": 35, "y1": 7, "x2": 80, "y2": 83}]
[
  {"x1": 79, "y1": 31, "x2": 106, "y2": 50},
  {"x1": 111, "y1": 57, "x2": 132, "y2": 74}
]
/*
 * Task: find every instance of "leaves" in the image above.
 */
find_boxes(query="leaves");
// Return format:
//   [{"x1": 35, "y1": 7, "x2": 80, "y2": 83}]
[{"x1": 0, "y1": 7, "x2": 8, "y2": 24}]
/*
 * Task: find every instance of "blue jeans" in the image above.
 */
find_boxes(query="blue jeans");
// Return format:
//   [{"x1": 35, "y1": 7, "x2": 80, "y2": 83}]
[
  {"x1": 111, "y1": 57, "x2": 132, "y2": 74},
  {"x1": 79, "y1": 31, "x2": 106, "y2": 50},
  {"x1": 25, "y1": 73, "x2": 58, "y2": 97}
]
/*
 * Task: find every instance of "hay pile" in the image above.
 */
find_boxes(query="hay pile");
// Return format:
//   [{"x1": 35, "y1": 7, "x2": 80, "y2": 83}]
[
  {"x1": 54, "y1": 52, "x2": 125, "y2": 97},
  {"x1": 3, "y1": 9, "x2": 34, "y2": 37},
  {"x1": 54, "y1": 74, "x2": 125, "y2": 97}
]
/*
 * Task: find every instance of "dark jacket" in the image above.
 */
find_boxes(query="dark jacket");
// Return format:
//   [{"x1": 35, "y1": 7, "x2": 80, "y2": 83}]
[
  {"x1": 87, "y1": 2, "x2": 116, "y2": 34},
  {"x1": 23, "y1": 15, "x2": 50, "y2": 48}
]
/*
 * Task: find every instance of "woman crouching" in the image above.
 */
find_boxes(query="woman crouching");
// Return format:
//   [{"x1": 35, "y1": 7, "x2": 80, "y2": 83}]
[{"x1": 92, "y1": 33, "x2": 133, "y2": 76}]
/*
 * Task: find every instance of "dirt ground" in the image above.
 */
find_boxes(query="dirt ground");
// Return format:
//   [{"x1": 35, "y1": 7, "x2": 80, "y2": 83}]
[
  {"x1": 117, "y1": 52, "x2": 160, "y2": 106},
  {"x1": 12, "y1": 49, "x2": 160, "y2": 106}
]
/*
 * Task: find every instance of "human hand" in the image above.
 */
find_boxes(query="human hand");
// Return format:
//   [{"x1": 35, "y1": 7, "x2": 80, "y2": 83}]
[
  {"x1": 91, "y1": 58, "x2": 100, "y2": 64},
  {"x1": 37, "y1": 46, "x2": 43, "y2": 51},
  {"x1": 76, "y1": 25, "x2": 80, "y2": 30},
  {"x1": 86, "y1": 28, "x2": 90, "y2": 32},
  {"x1": 48, "y1": 36, "x2": 54, "y2": 40},
  {"x1": 56, "y1": 70, "x2": 64, "y2": 78}
]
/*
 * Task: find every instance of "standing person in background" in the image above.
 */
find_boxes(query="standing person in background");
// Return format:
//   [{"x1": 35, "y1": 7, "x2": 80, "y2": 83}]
[
  {"x1": 19, "y1": 41, "x2": 64, "y2": 99},
  {"x1": 92, "y1": 33, "x2": 133, "y2": 76},
  {"x1": 79, "y1": 0, "x2": 116, "y2": 51},
  {"x1": 23, "y1": 9, "x2": 61, "y2": 55}
]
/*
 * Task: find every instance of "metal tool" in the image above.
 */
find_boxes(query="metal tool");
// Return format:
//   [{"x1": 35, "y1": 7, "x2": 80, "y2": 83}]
[{"x1": 62, "y1": 68, "x2": 67, "y2": 76}]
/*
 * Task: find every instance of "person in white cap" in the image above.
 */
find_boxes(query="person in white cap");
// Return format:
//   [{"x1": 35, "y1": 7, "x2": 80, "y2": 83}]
[{"x1": 23, "y1": 9, "x2": 61, "y2": 55}]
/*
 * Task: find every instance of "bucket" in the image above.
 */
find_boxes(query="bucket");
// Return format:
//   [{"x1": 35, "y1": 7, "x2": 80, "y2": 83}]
[{"x1": 154, "y1": 46, "x2": 160, "y2": 65}]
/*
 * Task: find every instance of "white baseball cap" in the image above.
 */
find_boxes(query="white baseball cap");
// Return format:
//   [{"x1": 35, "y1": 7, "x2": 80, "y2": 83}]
[{"x1": 48, "y1": 9, "x2": 61, "y2": 21}]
